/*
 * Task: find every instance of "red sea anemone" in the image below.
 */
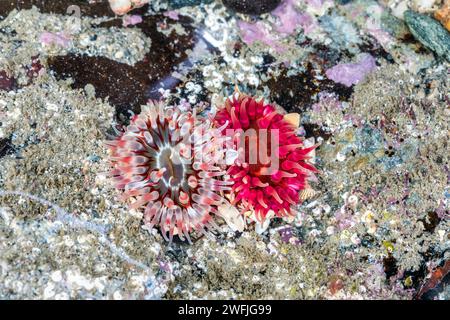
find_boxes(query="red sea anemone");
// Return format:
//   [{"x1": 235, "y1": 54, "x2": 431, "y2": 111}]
[
  {"x1": 106, "y1": 101, "x2": 231, "y2": 243},
  {"x1": 214, "y1": 92, "x2": 317, "y2": 222}
]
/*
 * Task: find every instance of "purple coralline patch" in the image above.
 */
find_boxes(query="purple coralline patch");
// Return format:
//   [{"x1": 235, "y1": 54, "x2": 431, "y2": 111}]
[
  {"x1": 278, "y1": 226, "x2": 302, "y2": 245},
  {"x1": 123, "y1": 14, "x2": 143, "y2": 27},
  {"x1": 306, "y1": 0, "x2": 325, "y2": 8},
  {"x1": 311, "y1": 92, "x2": 343, "y2": 113},
  {"x1": 334, "y1": 207, "x2": 357, "y2": 230},
  {"x1": 325, "y1": 54, "x2": 377, "y2": 87},
  {"x1": 237, "y1": 20, "x2": 285, "y2": 52},
  {"x1": 163, "y1": 10, "x2": 180, "y2": 20},
  {"x1": 40, "y1": 31, "x2": 71, "y2": 48},
  {"x1": 272, "y1": 0, "x2": 315, "y2": 35}
]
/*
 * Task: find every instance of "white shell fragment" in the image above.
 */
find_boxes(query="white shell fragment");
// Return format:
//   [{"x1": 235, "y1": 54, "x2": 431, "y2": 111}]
[
  {"x1": 283, "y1": 113, "x2": 300, "y2": 127},
  {"x1": 217, "y1": 202, "x2": 245, "y2": 232}
]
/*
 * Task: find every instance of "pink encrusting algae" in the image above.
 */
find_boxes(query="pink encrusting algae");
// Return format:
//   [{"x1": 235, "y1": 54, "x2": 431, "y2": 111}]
[
  {"x1": 106, "y1": 101, "x2": 232, "y2": 243},
  {"x1": 272, "y1": 0, "x2": 308, "y2": 35},
  {"x1": 237, "y1": 20, "x2": 286, "y2": 53},
  {"x1": 40, "y1": 31, "x2": 71, "y2": 48},
  {"x1": 325, "y1": 54, "x2": 377, "y2": 87},
  {"x1": 214, "y1": 93, "x2": 318, "y2": 222}
]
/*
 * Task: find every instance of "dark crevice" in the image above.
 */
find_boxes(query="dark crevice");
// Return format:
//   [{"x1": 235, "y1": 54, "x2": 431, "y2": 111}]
[{"x1": 48, "y1": 14, "x2": 196, "y2": 123}]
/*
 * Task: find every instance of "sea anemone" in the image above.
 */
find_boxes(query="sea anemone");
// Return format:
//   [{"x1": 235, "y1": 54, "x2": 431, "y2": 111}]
[
  {"x1": 214, "y1": 92, "x2": 317, "y2": 222},
  {"x1": 106, "y1": 101, "x2": 231, "y2": 243}
]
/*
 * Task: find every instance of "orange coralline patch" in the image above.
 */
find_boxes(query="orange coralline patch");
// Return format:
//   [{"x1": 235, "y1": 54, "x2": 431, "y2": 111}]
[
  {"x1": 415, "y1": 260, "x2": 450, "y2": 299},
  {"x1": 328, "y1": 275, "x2": 345, "y2": 296},
  {"x1": 434, "y1": 0, "x2": 450, "y2": 31}
]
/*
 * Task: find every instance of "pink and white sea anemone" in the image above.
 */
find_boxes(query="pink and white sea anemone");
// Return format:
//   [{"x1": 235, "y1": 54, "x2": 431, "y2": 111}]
[{"x1": 106, "y1": 101, "x2": 232, "y2": 243}]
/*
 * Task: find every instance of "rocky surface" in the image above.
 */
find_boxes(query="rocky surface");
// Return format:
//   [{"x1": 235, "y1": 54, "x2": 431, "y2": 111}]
[
  {"x1": 222, "y1": 0, "x2": 282, "y2": 15},
  {"x1": 0, "y1": 0, "x2": 448, "y2": 300},
  {"x1": 404, "y1": 9, "x2": 450, "y2": 61}
]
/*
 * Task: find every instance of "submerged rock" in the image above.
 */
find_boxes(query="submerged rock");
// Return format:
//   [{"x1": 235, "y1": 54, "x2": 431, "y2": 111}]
[
  {"x1": 223, "y1": 0, "x2": 281, "y2": 15},
  {"x1": 404, "y1": 10, "x2": 450, "y2": 61}
]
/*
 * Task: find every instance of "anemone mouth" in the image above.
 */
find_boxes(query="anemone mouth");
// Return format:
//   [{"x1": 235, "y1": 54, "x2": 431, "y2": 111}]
[
  {"x1": 242, "y1": 120, "x2": 276, "y2": 183},
  {"x1": 106, "y1": 100, "x2": 231, "y2": 243},
  {"x1": 215, "y1": 93, "x2": 317, "y2": 221},
  {"x1": 146, "y1": 125, "x2": 192, "y2": 205},
  {"x1": 157, "y1": 147, "x2": 185, "y2": 190}
]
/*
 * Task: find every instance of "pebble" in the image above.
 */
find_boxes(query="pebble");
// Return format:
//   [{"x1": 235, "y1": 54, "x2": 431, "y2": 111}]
[
  {"x1": 43, "y1": 283, "x2": 55, "y2": 299},
  {"x1": 222, "y1": 0, "x2": 282, "y2": 15},
  {"x1": 113, "y1": 290, "x2": 123, "y2": 300},
  {"x1": 404, "y1": 10, "x2": 450, "y2": 61},
  {"x1": 50, "y1": 270, "x2": 63, "y2": 282}
]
